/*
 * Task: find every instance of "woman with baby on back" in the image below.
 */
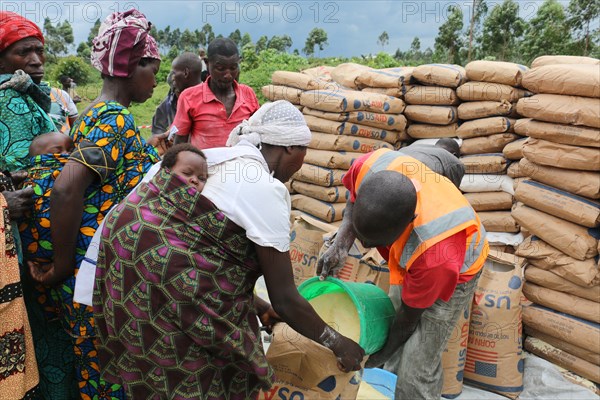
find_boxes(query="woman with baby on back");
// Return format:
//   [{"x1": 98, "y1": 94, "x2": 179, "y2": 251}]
[
  {"x1": 93, "y1": 100, "x2": 366, "y2": 399},
  {"x1": 28, "y1": 8, "x2": 167, "y2": 399}
]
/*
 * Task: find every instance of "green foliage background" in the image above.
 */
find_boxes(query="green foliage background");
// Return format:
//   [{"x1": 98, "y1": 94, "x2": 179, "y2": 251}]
[{"x1": 41, "y1": 0, "x2": 598, "y2": 139}]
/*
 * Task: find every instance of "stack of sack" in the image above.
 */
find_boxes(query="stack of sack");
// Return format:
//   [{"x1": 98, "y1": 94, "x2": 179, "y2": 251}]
[
  {"x1": 404, "y1": 64, "x2": 464, "y2": 142},
  {"x1": 287, "y1": 63, "x2": 408, "y2": 224},
  {"x1": 262, "y1": 68, "x2": 333, "y2": 108},
  {"x1": 442, "y1": 251, "x2": 525, "y2": 399},
  {"x1": 353, "y1": 64, "x2": 415, "y2": 100},
  {"x1": 510, "y1": 55, "x2": 600, "y2": 388},
  {"x1": 456, "y1": 61, "x2": 532, "y2": 250},
  {"x1": 274, "y1": 64, "x2": 407, "y2": 289}
]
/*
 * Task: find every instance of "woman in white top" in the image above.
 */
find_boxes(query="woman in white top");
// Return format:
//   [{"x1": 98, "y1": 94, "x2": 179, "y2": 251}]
[{"x1": 92, "y1": 100, "x2": 365, "y2": 399}]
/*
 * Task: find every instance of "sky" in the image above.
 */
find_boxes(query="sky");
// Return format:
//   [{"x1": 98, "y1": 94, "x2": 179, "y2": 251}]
[{"x1": 4, "y1": 0, "x2": 575, "y2": 58}]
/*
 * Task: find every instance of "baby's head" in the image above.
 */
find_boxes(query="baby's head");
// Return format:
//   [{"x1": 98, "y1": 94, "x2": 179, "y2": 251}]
[
  {"x1": 29, "y1": 132, "x2": 75, "y2": 156},
  {"x1": 161, "y1": 143, "x2": 208, "y2": 192}
]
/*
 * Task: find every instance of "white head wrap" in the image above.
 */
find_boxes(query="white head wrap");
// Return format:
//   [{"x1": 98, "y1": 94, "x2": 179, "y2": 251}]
[{"x1": 227, "y1": 100, "x2": 311, "y2": 147}]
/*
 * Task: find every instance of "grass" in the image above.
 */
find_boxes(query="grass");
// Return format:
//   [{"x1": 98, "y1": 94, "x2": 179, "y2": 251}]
[{"x1": 75, "y1": 82, "x2": 171, "y2": 140}]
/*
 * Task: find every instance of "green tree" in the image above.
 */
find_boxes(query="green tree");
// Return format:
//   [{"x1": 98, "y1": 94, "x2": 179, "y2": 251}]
[
  {"x1": 155, "y1": 26, "x2": 171, "y2": 52},
  {"x1": 407, "y1": 37, "x2": 422, "y2": 63},
  {"x1": 371, "y1": 52, "x2": 397, "y2": 68},
  {"x1": 393, "y1": 48, "x2": 404, "y2": 60},
  {"x1": 241, "y1": 33, "x2": 253, "y2": 48},
  {"x1": 591, "y1": 31, "x2": 600, "y2": 58},
  {"x1": 241, "y1": 43, "x2": 258, "y2": 70},
  {"x1": 377, "y1": 31, "x2": 389, "y2": 51},
  {"x1": 467, "y1": 0, "x2": 488, "y2": 61},
  {"x1": 43, "y1": 18, "x2": 74, "y2": 59},
  {"x1": 194, "y1": 30, "x2": 206, "y2": 50},
  {"x1": 76, "y1": 42, "x2": 91, "y2": 60},
  {"x1": 87, "y1": 19, "x2": 101, "y2": 46},
  {"x1": 169, "y1": 28, "x2": 181, "y2": 48},
  {"x1": 201, "y1": 23, "x2": 215, "y2": 47},
  {"x1": 422, "y1": 47, "x2": 434, "y2": 64},
  {"x1": 167, "y1": 45, "x2": 180, "y2": 60},
  {"x1": 229, "y1": 29, "x2": 242, "y2": 47},
  {"x1": 303, "y1": 28, "x2": 328, "y2": 57},
  {"x1": 480, "y1": 0, "x2": 527, "y2": 61},
  {"x1": 149, "y1": 25, "x2": 159, "y2": 43},
  {"x1": 256, "y1": 35, "x2": 268, "y2": 53},
  {"x1": 268, "y1": 35, "x2": 293, "y2": 52},
  {"x1": 51, "y1": 55, "x2": 94, "y2": 85},
  {"x1": 568, "y1": 0, "x2": 600, "y2": 55},
  {"x1": 410, "y1": 37, "x2": 421, "y2": 53},
  {"x1": 180, "y1": 29, "x2": 198, "y2": 52},
  {"x1": 521, "y1": 0, "x2": 571, "y2": 62},
  {"x1": 434, "y1": 6, "x2": 464, "y2": 64}
]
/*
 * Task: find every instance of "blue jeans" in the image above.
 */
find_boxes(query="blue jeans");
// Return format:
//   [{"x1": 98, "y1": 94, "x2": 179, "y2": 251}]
[{"x1": 384, "y1": 271, "x2": 481, "y2": 399}]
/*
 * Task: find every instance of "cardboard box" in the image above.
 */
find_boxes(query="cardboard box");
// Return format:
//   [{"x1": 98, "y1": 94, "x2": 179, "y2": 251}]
[
  {"x1": 321, "y1": 230, "x2": 390, "y2": 294},
  {"x1": 289, "y1": 215, "x2": 337, "y2": 286},
  {"x1": 260, "y1": 323, "x2": 361, "y2": 400}
]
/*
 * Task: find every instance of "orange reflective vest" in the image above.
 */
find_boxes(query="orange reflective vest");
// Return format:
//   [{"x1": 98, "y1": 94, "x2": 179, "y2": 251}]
[{"x1": 355, "y1": 149, "x2": 488, "y2": 285}]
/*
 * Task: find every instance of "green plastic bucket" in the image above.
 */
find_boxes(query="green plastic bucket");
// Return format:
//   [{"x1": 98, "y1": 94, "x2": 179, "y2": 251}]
[{"x1": 298, "y1": 277, "x2": 395, "y2": 355}]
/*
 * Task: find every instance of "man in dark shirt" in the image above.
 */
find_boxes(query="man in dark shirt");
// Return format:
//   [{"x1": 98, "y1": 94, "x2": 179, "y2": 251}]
[
  {"x1": 403, "y1": 138, "x2": 465, "y2": 188},
  {"x1": 151, "y1": 52, "x2": 203, "y2": 136}
]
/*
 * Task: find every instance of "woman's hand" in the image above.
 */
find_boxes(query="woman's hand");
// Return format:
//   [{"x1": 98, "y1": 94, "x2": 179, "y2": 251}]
[
  {"x1": 258, "y1": 306, "x2": 281, "y2": 334},
  {"x1": 255, "y1": 295, "x2": 281, "y2": 334},
  {"x1": 2, "y1": 187, "x2": 34, "y2": 219},
  {"x1": 28, "y1": 261, "x2": 56, "y2": 286},
  {"x1": 331, "y1": 334, "x2": 366, "y2": 373},
  {"x1": 9, "y1": 170, "x2": 28, "y2": 187},
  {"x1": 321, "y1": 326, "x2": 365, "y2": 372}
]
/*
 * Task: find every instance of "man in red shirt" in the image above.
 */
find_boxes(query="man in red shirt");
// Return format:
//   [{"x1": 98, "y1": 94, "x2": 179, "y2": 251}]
[
  {"x1": 319, "y1": 149, "x2": 488, "y2": 400},
  {"x1": 171, "y1": 38, "x2": 259, "y2": 149}
]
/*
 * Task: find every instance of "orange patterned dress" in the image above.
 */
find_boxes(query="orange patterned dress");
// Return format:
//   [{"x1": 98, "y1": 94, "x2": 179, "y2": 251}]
[{"x1": 0, "y1": 193, "x2": 40, "y2": 399}]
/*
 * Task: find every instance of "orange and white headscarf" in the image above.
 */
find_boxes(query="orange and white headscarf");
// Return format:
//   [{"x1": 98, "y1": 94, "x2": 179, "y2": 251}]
[{"x1": 90, "y1": 9, "x2": 160, "y2": 78}]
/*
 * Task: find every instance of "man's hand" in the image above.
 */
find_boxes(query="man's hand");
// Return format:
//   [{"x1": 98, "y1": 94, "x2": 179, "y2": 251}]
[
  {"x1": 365, "y1": 302, "x2": 426, "y2": 368},
  {"x1": 3, "y1": 187, "x2": 34, "y2": 219},
  {"x1": 364, "y1": 342, "x2": 396, "y2": 369},
  {"x1": 317, "y1": 242, "x2": 349, "y2": 279},
  {"x1": 147, "y1": 132, "x2": 171, "y2": 156}
]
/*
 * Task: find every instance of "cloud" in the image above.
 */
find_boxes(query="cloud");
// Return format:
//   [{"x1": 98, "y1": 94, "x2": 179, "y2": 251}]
[{"x1": 4, "y1": 0, "x2": 572, "y2": 58}]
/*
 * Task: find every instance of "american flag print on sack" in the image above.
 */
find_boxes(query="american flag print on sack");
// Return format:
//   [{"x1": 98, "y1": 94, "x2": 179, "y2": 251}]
[{"x1": 465, "y1": 348, "x2": 498, "y2": 377}]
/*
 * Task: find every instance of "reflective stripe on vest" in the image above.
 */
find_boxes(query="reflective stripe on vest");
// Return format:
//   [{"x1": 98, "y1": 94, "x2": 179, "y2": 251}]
[{"x1": 356, "y1": 149, "x2": 488, "y2": 285}]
